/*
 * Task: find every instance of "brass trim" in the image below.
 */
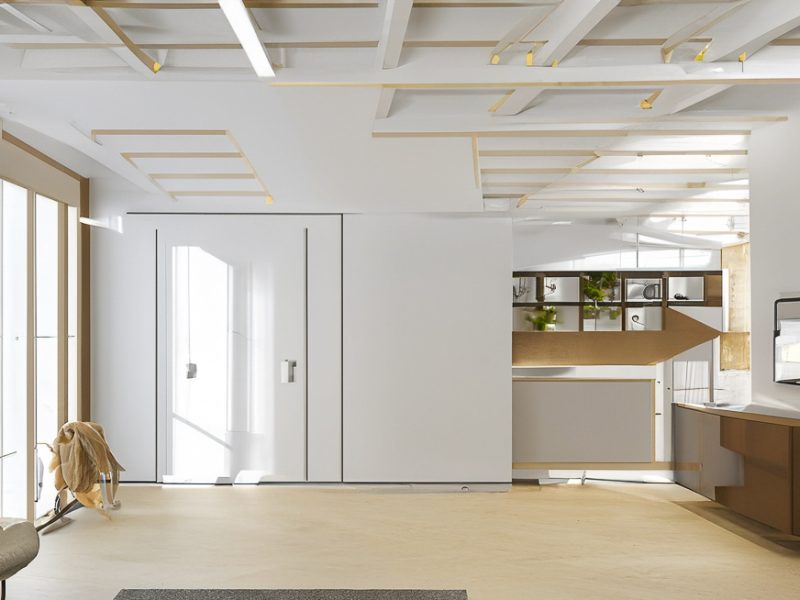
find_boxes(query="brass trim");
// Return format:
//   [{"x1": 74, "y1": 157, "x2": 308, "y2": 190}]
[
  {"x1": 150, "y1": 173, "x2": 256, "y2": 180},
  {"x1": 512, "y1": 462, "x2": 673, "y2": 470},
  {"x1": 471, "y1": 136, "x2": 480, "y2": 188},
  {"x1": 481, "y1": 167, "x2": 748, "y2": 175},
  {"x1": 121, "y1": 152, "x2": 242, "y2": 159},
  {"x1": 479, "y1": 149, "x2": 748, "y2": 157},
  {"x1": 373, "y1": 129, "x2": 751, "y2": 138}
]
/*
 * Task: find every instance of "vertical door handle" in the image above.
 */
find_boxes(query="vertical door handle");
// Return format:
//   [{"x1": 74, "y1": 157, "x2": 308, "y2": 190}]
[{"x1": 281, "y1": 360, "x2": 296, "y2": 384}]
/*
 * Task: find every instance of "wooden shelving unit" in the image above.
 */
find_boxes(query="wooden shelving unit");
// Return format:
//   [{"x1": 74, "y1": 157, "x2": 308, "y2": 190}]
[{"x1": 512, "y1": 270, "x2": 723, "y2": 333}]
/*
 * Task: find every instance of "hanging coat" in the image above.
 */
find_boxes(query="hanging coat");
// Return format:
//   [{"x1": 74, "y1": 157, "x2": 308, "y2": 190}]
[{"x1": 48, "y1": 421, "x2": 125, "y2": 514}]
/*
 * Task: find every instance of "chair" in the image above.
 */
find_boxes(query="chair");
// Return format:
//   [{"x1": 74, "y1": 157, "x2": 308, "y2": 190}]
[{"x1": 0, "y1": 519, "x2": 39, "y2": 599}]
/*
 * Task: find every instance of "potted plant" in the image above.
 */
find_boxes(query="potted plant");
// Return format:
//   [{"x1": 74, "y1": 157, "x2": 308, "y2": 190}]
[
  {"x1": 583, "y1": 272, "x2": 619, "y2": 303},
  {"x1": 524, "y1": 306, "x2": 558, "y2": 331}
]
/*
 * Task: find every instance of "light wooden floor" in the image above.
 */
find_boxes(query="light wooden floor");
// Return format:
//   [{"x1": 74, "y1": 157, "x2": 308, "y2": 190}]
[{"x1": 14, "y1": 482, "x2": 800, "y2": 599}]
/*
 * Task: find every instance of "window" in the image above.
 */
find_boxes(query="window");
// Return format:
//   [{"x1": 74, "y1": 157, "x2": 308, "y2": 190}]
[{"x1": 0, "y1": 181, "x2": 81, "y2": 519}]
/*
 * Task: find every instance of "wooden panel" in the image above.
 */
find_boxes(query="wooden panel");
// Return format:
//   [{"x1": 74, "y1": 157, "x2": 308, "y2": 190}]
[
  {"x1": 704, "y1": 274, "x2": 723, "y2": 307},
  {"x1": 720, "y1": 331, "x2": 750, "y2": 371},
  {"x1": 794, "y1": 428, "x2": 800, "y2": 536},
  {"x1": 721, "y1": 242, "x2": 751, "y2": 332},
  {"x1": 57, "y1": 203, "x2": 68, "y2": 428},
  {"x1": 716, "y1": 418, "x2": 793, "y2": 534},
  {"x1": 513, "y1": 308, "x2": 719, "y2": 366},
  {"x1": 0, "y1": 132, "x2": 82, "y2": 207},
  {"x1": 78, "y1": 178, "x2": 91, "y2": 421}
]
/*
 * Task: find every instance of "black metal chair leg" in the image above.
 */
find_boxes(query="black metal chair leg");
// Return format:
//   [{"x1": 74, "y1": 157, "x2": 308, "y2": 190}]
[{"x1": 2, "y1": 578, "x2": 7, "y2": 600}]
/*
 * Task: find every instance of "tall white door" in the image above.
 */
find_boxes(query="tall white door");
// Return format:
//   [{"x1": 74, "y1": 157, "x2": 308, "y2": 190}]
[{"x1": 157, "y1": 216, "x2": 337, "y2": 484}]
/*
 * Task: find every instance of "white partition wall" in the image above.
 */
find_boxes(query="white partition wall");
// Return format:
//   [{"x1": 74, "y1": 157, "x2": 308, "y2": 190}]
[{"x1": 342, "y1": 215, "x2": 512, "y2": 483}]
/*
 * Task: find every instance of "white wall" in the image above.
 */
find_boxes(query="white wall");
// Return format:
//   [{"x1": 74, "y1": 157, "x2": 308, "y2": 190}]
[
  {"x1": 343, "y1": 215, "x2": 512, "y2": 483},
  {"x1": 91, "y1": 195, "x2": 157, "y2": 481},
  {"x1": 514, "y1": 222, "x2": 720, "y2": 271},
  {"x1": 749, "y1": 114, "x2": 800, "y2": 411}
]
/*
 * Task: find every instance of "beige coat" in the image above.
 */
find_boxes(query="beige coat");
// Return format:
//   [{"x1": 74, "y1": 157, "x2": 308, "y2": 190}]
[{"x1": 49, "y1": 422, "x2": 125, "y2": 514}]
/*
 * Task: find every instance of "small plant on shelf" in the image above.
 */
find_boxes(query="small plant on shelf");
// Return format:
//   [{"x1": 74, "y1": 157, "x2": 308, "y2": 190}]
[
  {"x1": 524, "y1": 306, "x2": 558, "y2": 331},
  {"x1": 583, "y1": 272, "x2": 619, "y2": 303}
]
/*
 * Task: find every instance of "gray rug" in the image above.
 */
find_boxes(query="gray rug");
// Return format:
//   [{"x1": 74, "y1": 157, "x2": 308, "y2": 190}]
[{"x1": 114, "y1": 591, "x2": 467, "y2": 600}]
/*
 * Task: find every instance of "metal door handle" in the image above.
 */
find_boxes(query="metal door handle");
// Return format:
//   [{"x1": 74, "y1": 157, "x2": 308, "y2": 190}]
[{"x1": 281, "y1": 360, "x2": 296, "y2": 384}]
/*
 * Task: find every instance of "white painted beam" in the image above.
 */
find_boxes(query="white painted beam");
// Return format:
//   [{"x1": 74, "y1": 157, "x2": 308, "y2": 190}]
[
  {"x1": 535, "y1": 0, "x2": 620, "y2": 66},
  {"x1": 647, "y1": 84, "x2": 733, "y2": 116},
  {"x1": 375, "y1": 88, "x2": 396, "y2": 119},
  {"x1": 375, "y1": 0, "x2": 413, "y2": 69},
  {"x1": 373, "y1": 0, "x2": 412, "y2": 119},
  {"x1": 703, "y1": 0, "x2": 800, "y2": 62},
  {"x1": 488, "y1": 6, "x2": 555, "y2": 62},
  {"x1": 273, "y1": 62, "x2": 800, "y2": 88},
  {"x1": 492, "y1": 0, "x2": 619, "y2": 115},
  {"x1": 644, "y1": 0, "x2": 800, "y2": 115},
  {"x1": 0, "y1": 3, "x2": 50, "y2": 32},
  {"x1": 660, "y1": 0, "x2": 749, "y2": 63}
]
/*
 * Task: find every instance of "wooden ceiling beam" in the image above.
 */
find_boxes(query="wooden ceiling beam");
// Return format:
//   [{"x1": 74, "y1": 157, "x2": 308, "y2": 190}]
[
  {"x1": 373, "y1": 129, "x2": 751, "y2": 138},
  {"x1": 481, "y1": 167, "x2": 748, "y2": 174},
  {"x1": 479, "y1": 148, "x2": 748, "y2": 157},
  {"x1": 67, "y1": 2, "x2": 161, "y2": 75}
]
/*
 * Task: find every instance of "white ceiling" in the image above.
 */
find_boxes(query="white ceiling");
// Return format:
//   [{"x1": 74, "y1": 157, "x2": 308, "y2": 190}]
[{"x1": 2, "y1": 0, "x2": 800, "y2": 242}]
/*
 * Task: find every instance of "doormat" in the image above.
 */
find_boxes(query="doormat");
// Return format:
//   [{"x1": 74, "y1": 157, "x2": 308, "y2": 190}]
[{"x1": 114, "y1": 590, "x2": 468, "y2": 600}]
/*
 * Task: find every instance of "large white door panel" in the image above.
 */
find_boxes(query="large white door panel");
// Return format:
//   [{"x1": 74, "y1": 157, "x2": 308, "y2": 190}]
[
  {"x1": 91, "y1": 214, "x2": 341, "y2": 484},
  {"x1": 343, "y1": 215, "x2": 512, "y2": 483}
]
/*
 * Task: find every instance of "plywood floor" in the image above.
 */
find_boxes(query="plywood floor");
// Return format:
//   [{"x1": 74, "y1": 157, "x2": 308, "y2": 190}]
[{"x1": 14, "y1": 483, "x2": 800, "y2": 599}]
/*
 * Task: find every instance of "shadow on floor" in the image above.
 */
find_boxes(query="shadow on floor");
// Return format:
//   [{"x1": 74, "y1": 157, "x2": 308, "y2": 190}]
[{"x1": 676, "y1": 501, "x2": 800, "y2": 555}]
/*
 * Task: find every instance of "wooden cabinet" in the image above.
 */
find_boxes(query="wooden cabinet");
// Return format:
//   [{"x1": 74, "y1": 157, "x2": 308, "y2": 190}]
[{"x1": 675, "y1": 404, "x2": 800, "y2": 536}]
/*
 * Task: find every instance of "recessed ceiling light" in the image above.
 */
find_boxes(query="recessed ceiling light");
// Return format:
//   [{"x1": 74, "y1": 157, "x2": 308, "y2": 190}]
[
  {"x1": 552, "y1": 221, "x2": 572, "y2": 225},
  {"x1": 219, "y1": 0, "x2": 275, "y2": 78}
]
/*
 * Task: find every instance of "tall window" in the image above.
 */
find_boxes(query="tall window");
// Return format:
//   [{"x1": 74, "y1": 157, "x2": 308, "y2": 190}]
[
  {"x1": 1, "y1": 181, "x2": 29, "y2": 518},
  {"x1": 0, "y1": 180, "x2": 80, "y2": 519}
]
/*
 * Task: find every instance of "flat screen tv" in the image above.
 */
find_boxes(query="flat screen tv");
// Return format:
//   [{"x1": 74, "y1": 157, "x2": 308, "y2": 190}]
[{"x1": 775, "y1": 298, "x2": 800, "y2": 385}]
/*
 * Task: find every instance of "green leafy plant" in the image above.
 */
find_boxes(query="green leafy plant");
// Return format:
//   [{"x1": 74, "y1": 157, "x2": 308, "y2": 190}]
[
  {"x1": 524, "y1": 306, "x2": 558, "y2": 331},
  {"x1": 609, "y1": 307, "x2": 622, "y2": 320},
  {"x1": 583, "y1": 272, "x2": 619, "y2": 303}
]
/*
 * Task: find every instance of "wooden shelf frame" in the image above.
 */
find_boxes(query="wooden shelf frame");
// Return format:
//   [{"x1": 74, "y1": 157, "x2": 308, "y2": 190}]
[{"x1": 512, "y1": 269, "x2": 723, "y2": 333}]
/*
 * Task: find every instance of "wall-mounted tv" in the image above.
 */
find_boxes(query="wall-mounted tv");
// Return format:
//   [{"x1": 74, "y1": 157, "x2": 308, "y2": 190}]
[{"x1": 775, "y1": 298, "x2": 800, "y2": 385}]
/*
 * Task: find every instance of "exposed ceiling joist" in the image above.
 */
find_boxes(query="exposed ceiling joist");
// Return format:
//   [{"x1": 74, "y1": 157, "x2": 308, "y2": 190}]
[
  {"x1": 479, "y1": 148, "x2": 748, "y2": 157},
  {"x1": 494, "y1": 194, "x2": 750, "y2": 208},
  {"x1": 67, "y1": 2, "x2": 161, "y2": 75},
  {"x1": 482, "y1": 167, "x2": 748, "y2": 175},
  {"x1": 636, "y1": 1, "x2": 800, "y2": 116},
  {"x1": 660, "y1": 0, "x2": 749, "y2": 63},
  {"x1": 0, "y1": 3, "x2": 51, "y2": 31},
  {"x1": 640, "y1": 84, "x2": 732, "y2": 115},
  {"x1": 702, "y1": 0, "x2": 800, "y2": 62},
  {"x1": 376, "y1": 0, "x2": 413, "y2": 68},
  {"x1": 483, "y1": 181, "x2": 749, "y2": 190},
  {"x1": 488, "y1": 4, "x2": 555, "y2": 62},
  {"x1": 273, "y1": 63, "x2": 800, "y2": 90},
  {"x1": 374, "y1": 0, "x2": 413, "y2": 119},
  {"x1": 492, "y1": 0, "x2": 620, "y2": 116},
  {"x1": 373, "y1": 128, "x2": 750, "y2": 138}
]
